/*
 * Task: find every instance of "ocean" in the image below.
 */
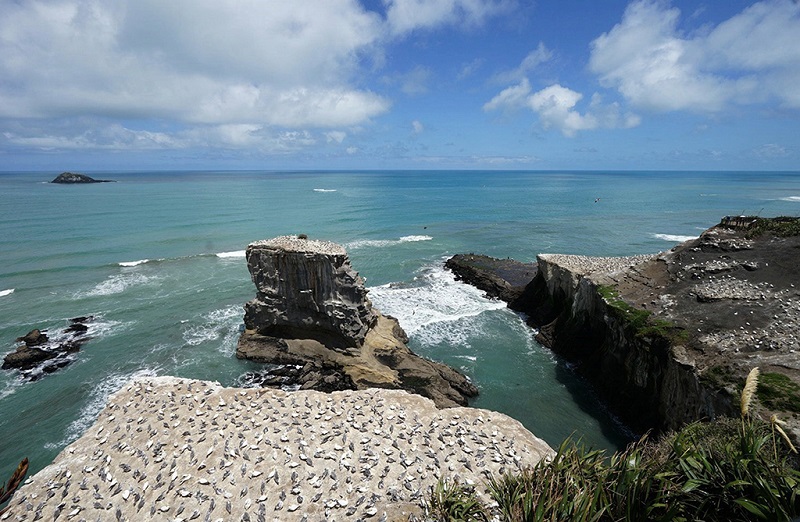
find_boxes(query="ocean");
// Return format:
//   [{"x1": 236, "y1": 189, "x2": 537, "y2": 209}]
[{"x1": 1, "y1": 170, "x2": 799, "y2": 479}]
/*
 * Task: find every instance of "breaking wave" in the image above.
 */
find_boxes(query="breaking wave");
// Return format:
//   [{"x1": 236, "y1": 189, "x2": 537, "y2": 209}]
[
  {"x1": 651, "y1": 233, "x2": 696, "y2": 242},
  {"x1": 0, "y1": 289, "x2": 14, "y2": 297},
  {"x1": 118, "y1": 259, "x2": 150, "y2": 267},
  {"x1": 347, "y1": 235, "x2": 433, "y2": 250},
  {"x1": 216, "y1": 250, "x2": 246, "y2": 258},
  {"x1": 368, "y1": 264, "x2": 506, "y2": 347}
]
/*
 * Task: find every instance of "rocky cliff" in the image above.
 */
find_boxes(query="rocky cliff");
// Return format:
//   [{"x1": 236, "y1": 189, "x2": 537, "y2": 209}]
[
  {"x1": 447, "y1": 217, "x2": 800, "y2": 438},
  {"x1": 237, "y1": 236, "x2": 478, "y2": 408},
  {"x1": 243, "y1": 236, "x2": 377, "y2": 349}
]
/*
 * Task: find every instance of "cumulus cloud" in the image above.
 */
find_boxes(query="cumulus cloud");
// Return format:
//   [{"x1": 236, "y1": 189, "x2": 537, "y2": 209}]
[
  {"x1": 484, "y1": 79, "x2": 639, "y2": 136},
  {"x1": 589, "y1": 0, "x2": 800, "y2": 112},
  {"x1": 0, "y1": 0, "x2": 390, "y2": 128},
  {"x1": 0, "y1": 0, "x2": 511, "y2": 155}
]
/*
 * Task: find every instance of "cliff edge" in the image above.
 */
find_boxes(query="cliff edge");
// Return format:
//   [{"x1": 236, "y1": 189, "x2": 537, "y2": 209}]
[
  {"x1": 3, "y1": 377, "x2": 552, "y2": 521},
  {"x1": 237, "y1": 236, "x2": 478, "y2": 408},
  {"x1": 448, "y1": 217, "x2": 800, "y2": 438}
]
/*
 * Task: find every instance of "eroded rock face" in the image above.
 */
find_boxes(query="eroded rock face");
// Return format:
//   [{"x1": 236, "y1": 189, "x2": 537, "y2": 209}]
[
  {"x1": 237, "y1": 236, "x2": 478, "y2": 408},
  {"x1": 243, "y1": 236, "x2": 377, "y2": 349}
]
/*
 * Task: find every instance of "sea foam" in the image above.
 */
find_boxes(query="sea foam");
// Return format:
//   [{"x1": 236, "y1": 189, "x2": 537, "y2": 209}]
[
  {"x1": 80, "y1": 272, "x2": 156, "y2": 298},
  {"x1": 118, "y1": 259, "x2": 150, "y2": 267},
  {"x1": 368, "y1": 264, "x2": 506, "y2": 347},
  {"x1": 347, "y1": 235, "x2": 433, "y2": 250},
  {"x1": 780, "y1": 196, "x2": 800, "y2": 202},
  {"x1": 651, "y1": 233, "x2": 696, "y2": 242},
  {"x1": 0, "y1": 289, "x2": 14, "y2": 297},
  {"x1": 182, "y1": 305, "x2": 242, "y2": 349},
  {"x1": 313, "y1": 188, "x2": 337, "y2": 192},
  {"x1": 216, "y1": 250, "x2": 246, "y2": 258}
]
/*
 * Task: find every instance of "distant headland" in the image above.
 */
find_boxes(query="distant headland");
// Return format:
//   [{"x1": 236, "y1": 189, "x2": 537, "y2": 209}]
[{"x1": 50, "y1": 172, "x2": 115, "y2": 184}]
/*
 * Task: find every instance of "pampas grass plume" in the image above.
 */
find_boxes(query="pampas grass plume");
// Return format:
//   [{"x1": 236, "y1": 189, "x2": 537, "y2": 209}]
[
  {"x1": 741, "y1": 367, "x2": 760, "y2": 417},
  {"x1": 771, "y1": 414, "x2": 798, "y2": 454}
]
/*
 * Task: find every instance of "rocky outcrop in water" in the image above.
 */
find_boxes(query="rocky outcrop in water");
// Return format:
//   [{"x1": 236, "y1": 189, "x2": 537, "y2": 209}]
[
  {"x1": 2, "y1": 317, "x2": 95, "y2": 380},
  {"x1": 237, "y1": 236, "x2": 478, "y2": 408},
  {"x1": 243, "y1": 236, "x2": 377, "y2": 349},
  {"x1": 51, "y1": 172, "x2": 114, "y2": 183},
  {"x1": 445, "y1": 254, "x2": 536, "y2": 302}
]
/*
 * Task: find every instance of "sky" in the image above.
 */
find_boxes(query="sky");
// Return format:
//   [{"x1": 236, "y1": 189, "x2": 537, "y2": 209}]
[{"x1": 1, "y1": 0, "x2": 799, "y2": 171}]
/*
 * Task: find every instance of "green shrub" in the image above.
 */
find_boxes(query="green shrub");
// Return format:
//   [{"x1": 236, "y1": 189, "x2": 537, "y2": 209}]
[
  {"x1": 746, "y1": 217, "x2": 800, "y2": 238},
  {"x1": 757, "y1": 372, "x2": 800, "y2": 413},
  {"x1": 471, "y1": 368, "x2": 800, "y2": 522},
  {"x1": 426, "y1": 478, "x2": 487, "y2": 522}
]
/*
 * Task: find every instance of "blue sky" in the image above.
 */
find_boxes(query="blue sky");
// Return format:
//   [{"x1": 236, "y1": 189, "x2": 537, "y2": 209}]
[{"x1": 1, "y1": 0, "x2": 799, "y2": 171}]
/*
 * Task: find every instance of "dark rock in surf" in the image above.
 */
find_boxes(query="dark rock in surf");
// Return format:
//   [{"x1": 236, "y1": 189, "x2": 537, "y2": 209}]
[{"x1": 2, "y1": 317, "x2": 95, "y2": 379}]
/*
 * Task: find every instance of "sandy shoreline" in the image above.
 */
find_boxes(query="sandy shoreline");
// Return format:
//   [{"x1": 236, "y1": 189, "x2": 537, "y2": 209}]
[{"x1": 3, "y1": 377, "x2": 552, "y2": 521}]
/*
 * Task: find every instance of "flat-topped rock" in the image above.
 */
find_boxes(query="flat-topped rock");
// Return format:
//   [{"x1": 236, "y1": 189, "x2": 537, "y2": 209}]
[
  {"x1": 250, "y1": 235, "x2": 347, "y2": 256},
  {"x1": 244, "y1": 235, "x2": 376, "y2": 348},
  {"x1": 238, "y1": 236, "x2": 479, "y2": 408},
  {"x1": 3, "y1": 377, "x2": 553, "y2": 521}
]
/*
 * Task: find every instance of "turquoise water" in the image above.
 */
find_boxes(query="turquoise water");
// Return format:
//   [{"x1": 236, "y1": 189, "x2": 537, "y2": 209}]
[{"x1": 1, "y1": 170, "x2": 799, "y2": 480}]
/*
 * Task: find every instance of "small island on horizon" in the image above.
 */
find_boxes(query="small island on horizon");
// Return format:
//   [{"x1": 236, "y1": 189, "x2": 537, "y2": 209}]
[{"x1": 50, "y1": 172, "x2": 115, "y2": 184}]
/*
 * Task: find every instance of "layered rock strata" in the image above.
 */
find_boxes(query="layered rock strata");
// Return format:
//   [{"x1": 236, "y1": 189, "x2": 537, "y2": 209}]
[
  {"x1": 2, "y1": 377, "x2": 553, "y2": 521},
  {"x1": 237, "y1": 236, "x2": 478, "y2": 408},
  {"x1": 447, "y1": 217, "x2": 800, "y2": 438}
]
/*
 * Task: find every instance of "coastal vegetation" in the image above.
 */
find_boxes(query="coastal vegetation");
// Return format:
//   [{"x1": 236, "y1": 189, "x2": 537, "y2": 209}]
[
  {"x1": 597, "y1": 284, "x2": 687, "y2": 343},
  {"x1": 746, "y1": 217, "x2": 800, "y2": 238},
  {"x1": 426, "y1": 368, "x2": 800, "y2": 521}
]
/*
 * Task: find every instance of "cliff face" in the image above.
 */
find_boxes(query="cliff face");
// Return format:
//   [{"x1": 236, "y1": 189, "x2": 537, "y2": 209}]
[
  {"x1": 447, "y1": 217, "x2": 800, "y2": 438},
  {"x1": 530, "y1": 254, "x2": 735, "y2": 435},
  {"x1": 237, "y1": 236, "x2": 478, "y2": 408},
  {"x1": 243, "y1": 237, "x2": 377, "y2": 349}
]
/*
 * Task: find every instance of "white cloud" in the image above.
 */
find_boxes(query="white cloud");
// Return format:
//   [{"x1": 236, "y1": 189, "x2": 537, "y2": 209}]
[
  {"x1": 384, "y1": 0, "x2": 513, "y2": 36},
  {"x1": 457, "y1": 58, "x2": 485, "y2": 80},
  {"x1": 412, "y1": 120, "x2": 425, "y2": 134},
  {"x1": 0, "y1": 0, "x2": 391, "y2": 129},
  {"x1": 492, "y1": 42, "x2": 553, "y2": 84},
  {"x1": 753, "y1": 143, "x2": 790, "y2": 158},
  {"x1": 484, "y1": 80, "x2": 639, "y2": 136},
  {"x1": 0, "y1": 0, "x2": 513, "y2": 157},
  {"x1": 589, "y1": 0, "x2": 800, "y2": 112}
]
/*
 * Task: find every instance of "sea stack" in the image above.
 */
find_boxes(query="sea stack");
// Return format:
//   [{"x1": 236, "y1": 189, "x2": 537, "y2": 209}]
[
  {"x1": 237, "y1": 235, "x2": 478, "y2": 407},
  {"x1": 243, "y1": 236, "x2": 377, "y2": 349}
]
